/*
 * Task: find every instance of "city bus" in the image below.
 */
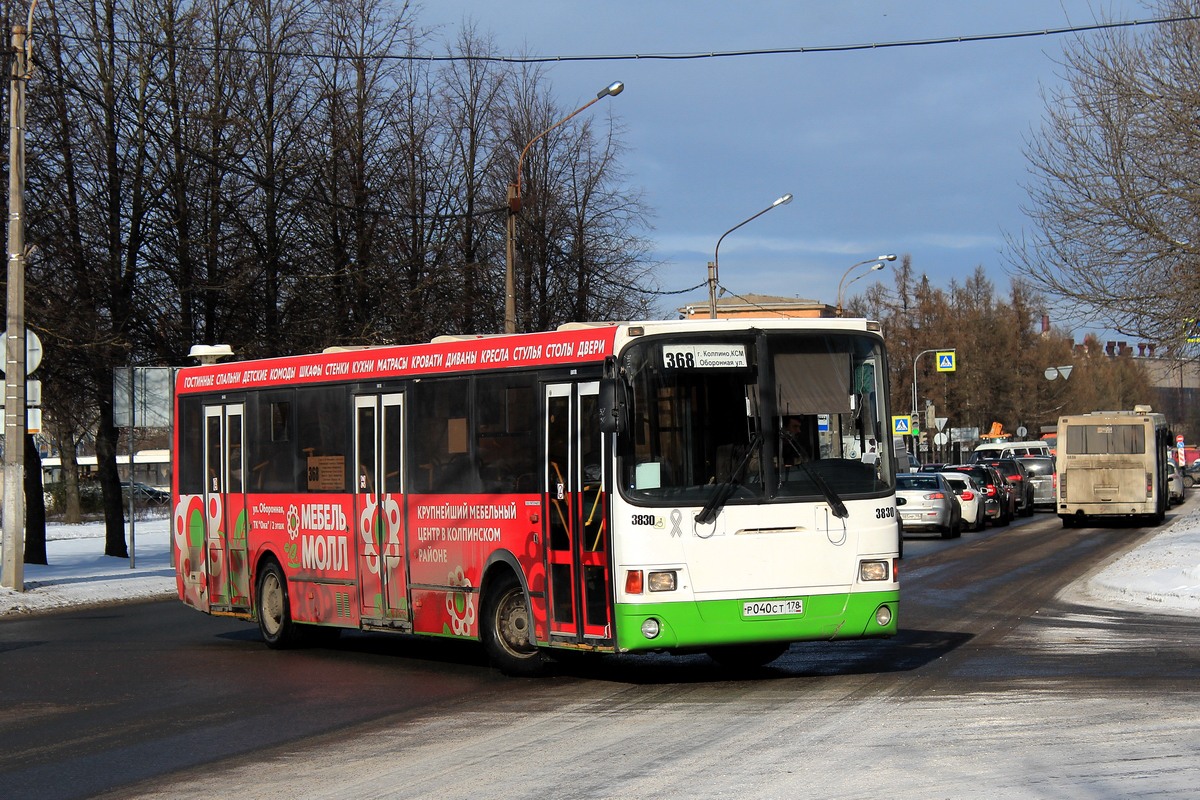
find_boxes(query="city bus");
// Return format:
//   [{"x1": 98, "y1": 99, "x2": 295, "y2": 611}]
[
  {"x1": 1056, "y1": 406, "x2": 1172, "y2": 528},
  {"x1": 172, "y1": 318, "x2": 900, "y2": 673}
]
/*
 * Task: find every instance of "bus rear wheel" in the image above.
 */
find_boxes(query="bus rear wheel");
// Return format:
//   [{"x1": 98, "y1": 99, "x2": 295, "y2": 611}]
[
  {"x1": 256, "y1": 560, "x2": 300, "y2": 649},
  {"x1": 482, "y1": 574, "x2": 544, "y2": 676}
]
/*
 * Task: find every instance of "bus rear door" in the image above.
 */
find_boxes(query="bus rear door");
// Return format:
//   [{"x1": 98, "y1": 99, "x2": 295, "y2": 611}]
[
  {"x1": 354, "y1": 393, "x2": 409, "y2": 623},
  {"x1": 203, "y1": 403, "x2": 250, "y2": 612},
  {"x1": 544, "y1": 381, "x2": 613, "y2": 647}
]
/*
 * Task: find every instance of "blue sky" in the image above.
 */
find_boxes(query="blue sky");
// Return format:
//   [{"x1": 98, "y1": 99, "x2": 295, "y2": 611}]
[{"x1": 419, "y1": 1, "x2": 1153, "y2": 333}]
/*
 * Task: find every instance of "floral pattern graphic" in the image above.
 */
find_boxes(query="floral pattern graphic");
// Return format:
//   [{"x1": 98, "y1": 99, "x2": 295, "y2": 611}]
[{"x1": 445, "y1": 565, "x2": 476, "y2": 636}]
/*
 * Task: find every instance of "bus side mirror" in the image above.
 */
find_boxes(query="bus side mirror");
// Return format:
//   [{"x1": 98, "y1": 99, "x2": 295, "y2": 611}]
[{"x1": 599, "y1": 378, "x2": 626, "y2": 434}]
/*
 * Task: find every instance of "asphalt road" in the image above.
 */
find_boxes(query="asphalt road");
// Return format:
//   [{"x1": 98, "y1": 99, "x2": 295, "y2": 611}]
[{"x1": 3, "y1": 508, "x2": 1198, "y2": 799}]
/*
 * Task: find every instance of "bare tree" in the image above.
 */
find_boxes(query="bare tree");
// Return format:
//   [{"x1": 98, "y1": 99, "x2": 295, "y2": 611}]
[
  {"x1": 855, "y1": 261, "x2": 1155, "y2": 447},
  {"x1": 1012, "y1": 1, "x2": 1200, "y2": 354}
]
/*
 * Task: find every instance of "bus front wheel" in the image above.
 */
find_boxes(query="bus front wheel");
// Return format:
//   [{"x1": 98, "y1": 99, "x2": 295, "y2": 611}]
[
  {"x1": 256, "y1": 560, "x2": 300, "y2": 649},
  {"x1": 482, "y1": 574, "x2": 544, "y2": 676}
]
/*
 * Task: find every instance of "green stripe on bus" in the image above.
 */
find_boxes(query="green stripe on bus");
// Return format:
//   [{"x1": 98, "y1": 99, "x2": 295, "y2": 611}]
[{"x1": 613, "y1": 590, "x2": 899, "y2": 651}]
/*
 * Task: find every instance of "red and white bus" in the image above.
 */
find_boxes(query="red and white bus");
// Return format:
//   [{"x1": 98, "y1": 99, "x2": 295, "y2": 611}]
[{"x1": 173, "y1": 318, "x2": 900, "y2": 673}]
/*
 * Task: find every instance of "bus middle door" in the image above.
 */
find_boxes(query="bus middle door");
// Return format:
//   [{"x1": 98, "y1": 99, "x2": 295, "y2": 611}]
[
  {"x1": 203, "y1": 403, "x2": 250, "y2": 612},
  {"x1": 354, "y1": 393, "x2": 409, "y2": 623},
  {"x1": 544, "y1": 381, "x2": 613, "y2": 646}
]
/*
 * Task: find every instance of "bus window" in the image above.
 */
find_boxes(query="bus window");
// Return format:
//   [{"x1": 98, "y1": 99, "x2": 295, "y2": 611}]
[
  {"x1": 411, "y1": 378, "x2": 476, "y2": 493},
  {"x1": 476, "y1": 374, "x2": 536, "y2": 493},
  {"x1": 297, "y1": 386, "x2": 348, "y2": 492},
  {"x1": 249, "y1": 393, "x2": 297, "y2": 492},
  {"x1": 178, "y1": 398, "x2": 204, "y2": 494}
]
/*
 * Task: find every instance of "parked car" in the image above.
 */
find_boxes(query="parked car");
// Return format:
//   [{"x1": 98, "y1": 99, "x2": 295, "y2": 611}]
[
  {"x1": 940, "y1": 471, "x2": 985, "y2": 532},
  {"x1": 1016, "y1": 455, "x2": 1056, "y2": 511},
  {"x1": 942, "y1": 463, "x2": 1012, "y2": 526},
  {"x1": 896, "y1": 472, "x2": 962, "y2": 538},
  {"x1": 1183, "y1": 463, "x2": 1200, "y2": 490},
  {"x1": 1166, "y1": 463, "x2": 1186, "y2": 505},
  {"x1": 121, "y1": 481, "x2": 170, "y2": 506},
  {"x1": 977, "y1": 457, "x2": 1034, "y2": 517}
]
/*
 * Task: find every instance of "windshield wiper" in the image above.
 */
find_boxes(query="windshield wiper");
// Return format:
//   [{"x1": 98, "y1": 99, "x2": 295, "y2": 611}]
[
  {"x1": 779, "y1": 429, "x2": 849, "y2": 518},
  {"x1": 695, "y1": 433, "x2": 762, "y2": 525}
]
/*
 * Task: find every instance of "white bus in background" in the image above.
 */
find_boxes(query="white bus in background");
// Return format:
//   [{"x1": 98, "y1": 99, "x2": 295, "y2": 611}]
[
  {"x1": 41, "y1": 449, "x2": 172, "y2": 492},
  {"x1": 1055, "y1": 407, "x2": 1172, "y2": 528},
  {"x1": 970, "y1": 440, "x2": 1052, "y2": 461}
]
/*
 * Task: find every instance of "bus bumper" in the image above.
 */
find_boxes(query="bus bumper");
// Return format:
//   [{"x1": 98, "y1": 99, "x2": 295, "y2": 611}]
[{"x1": 613, "y1": 590, "x2": 899, "y2": 653}]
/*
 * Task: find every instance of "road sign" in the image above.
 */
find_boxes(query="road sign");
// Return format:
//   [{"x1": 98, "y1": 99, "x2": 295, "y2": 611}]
[
  {"x1": 1017, "y1": 426, "x2": 1028, "y2": 438},
  {"x1": 936, "y1": 350, "x2": 956, "y2": 372},
  {"x1": 935, "y1": 416, "x2": 948, "y2": 432},
  {"x1": 0, "y1": 329, "x2": 43, "y2": 376},
  {"x1": 892, "y1": 415, "x2": 912, "y2": 436},
  {"x1": 934, "y1": 432, "x2": 949, "y2": 446}
]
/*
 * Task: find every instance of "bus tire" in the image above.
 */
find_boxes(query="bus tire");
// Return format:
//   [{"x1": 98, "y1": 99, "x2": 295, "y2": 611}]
[
  {"x1": 706, "y1": 643, "x2": 789, "y2": 671},
  {"x1": 256, "y1": 560, "x2": 300, "y2": 649},
  {"x1": 482, "y1": 573, "x2": 544, "y2": 676}
]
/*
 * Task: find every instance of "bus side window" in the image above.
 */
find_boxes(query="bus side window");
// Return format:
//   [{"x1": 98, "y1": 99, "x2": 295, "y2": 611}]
[
  {"x1": 177, "y1": 398, "x2": 205, "y2": 494},
  {"x1": 411, "y1": 378, "x2": 475, "y2": 493},
  {"x1": 475, "y1": 375, "x2": 536, "y2": 493},
  {"x1": 249, "y1": 393, "x2": 297, "y2": 492}
]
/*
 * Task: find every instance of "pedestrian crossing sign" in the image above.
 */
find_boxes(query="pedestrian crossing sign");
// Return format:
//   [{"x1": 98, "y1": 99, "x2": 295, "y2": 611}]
[
  {"x1": 892, "y1": 415, "x2": 913, "y2": 435},
  {"x1": 936, "y1": 351, "x2": 956, "y2": 372}
]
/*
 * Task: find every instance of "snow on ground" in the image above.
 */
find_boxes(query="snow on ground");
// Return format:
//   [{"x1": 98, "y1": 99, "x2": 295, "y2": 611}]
[
  {"x1": 1, "y1": 501, "x2": 1199, "y2": 618},
  {"x1": 0, "y1": 515, "x2": 175, "y2": 616}
]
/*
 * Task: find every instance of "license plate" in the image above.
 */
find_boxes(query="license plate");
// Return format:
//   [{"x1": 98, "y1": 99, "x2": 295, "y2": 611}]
[
  {"x1": 901, "y1": 512, "x2": 919, "y2": 520},
  {"x1": 743, "y1": 599, "x2": 803, "y2": 617}
]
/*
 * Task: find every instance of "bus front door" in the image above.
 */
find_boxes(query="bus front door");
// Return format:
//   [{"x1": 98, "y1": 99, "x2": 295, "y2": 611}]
[
  {"x1": 203, "y1": 403, "x2": 250, "y2": 612},
  {"x1": 544, "y1": 381, "x2": 613, "y2": 646},
  {"x1": 354, "y1": 394, "x2": 409, "y2": 623}
]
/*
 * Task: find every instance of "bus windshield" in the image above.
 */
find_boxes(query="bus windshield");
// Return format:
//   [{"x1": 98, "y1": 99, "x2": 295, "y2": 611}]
[{"x1": 617, "y1": 330, "x2": 893, "y2": 506}]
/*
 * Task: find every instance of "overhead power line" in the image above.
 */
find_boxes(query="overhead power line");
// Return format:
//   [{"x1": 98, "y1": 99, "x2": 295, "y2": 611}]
[
  {"x1": 413, "y1": 15, "x2": 1200, "y2": 64},
  {"x1": 44, "y1": 15, "x2": 1200, "y2": 65}
]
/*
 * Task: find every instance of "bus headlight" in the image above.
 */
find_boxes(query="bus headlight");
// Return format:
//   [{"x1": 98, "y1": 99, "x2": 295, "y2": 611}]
[
  {"x1": 641, "y1": 618, "x2": 661, "y2": 639},
  {"x1": 859, "y1": 560, "x2": 889, "y2": 582},
  {"x1": 647, "y1": 570, "x2": 677, "y2": 592}
]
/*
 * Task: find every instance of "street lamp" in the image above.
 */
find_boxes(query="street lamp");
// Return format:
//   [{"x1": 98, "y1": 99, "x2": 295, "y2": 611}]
[
  {"x1": 707, "y1": 193, "x2": 793, "y2": 319},
  {"x1": 836, "y1": 254, "x2": 896, "y2": 317},
  {"x1": 504, "y1": 80, "x2": 624, "y2": 334},
  {"x1": 911, "y1": 347, "x2": 955, "y2": 456}
]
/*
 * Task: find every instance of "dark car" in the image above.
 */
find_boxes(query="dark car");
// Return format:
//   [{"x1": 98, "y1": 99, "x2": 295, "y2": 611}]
[
  {"x1": 1184, "y1": 463, "x2": 1200, "y2": 489},
  {"x1": 976, "y1": 457, "x2": 1034, "y2": 517},
  {"x1": 121, "y1": 481, "x2": 170, "y2": 506},
  {"x1": 942, "y1": 463, "x2": 1013, "y2": 526},
  {"x1": 1016, "y1": 456, "x2": 1056, "y2": 510}
]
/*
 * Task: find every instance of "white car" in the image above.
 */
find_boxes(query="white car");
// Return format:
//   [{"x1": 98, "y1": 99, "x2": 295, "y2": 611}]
[
  {"x1": 1167, "y1": 462, "x2": 1186, "y2": 505},
  {"x1": 940, "y1": 472, "x2": 985, "y2": 532}
]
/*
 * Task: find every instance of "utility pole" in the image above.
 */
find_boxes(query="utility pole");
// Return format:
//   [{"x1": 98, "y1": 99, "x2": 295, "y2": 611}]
[{"x1": 2, "y1": 21, "x2": 29, "y2": 591}]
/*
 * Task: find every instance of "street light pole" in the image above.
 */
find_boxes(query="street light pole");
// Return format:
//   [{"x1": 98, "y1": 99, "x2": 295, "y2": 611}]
[
  {"x1": 504, "y1": 81, "x2": 623, "y2": 334},
  {"x1": 2, "y1": 17, "x2": 31, "y2": 591},
  {"x1": 707, "y1": 193, "x2": 793, "y2": 319},
  {"x1": 836, "y1": 254, "x2": 895, "y2": 317},
  {"x1": 911, "y1": 346, "x2": 956, "y2": 456}
]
